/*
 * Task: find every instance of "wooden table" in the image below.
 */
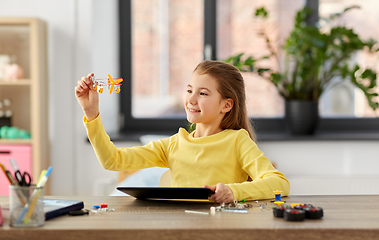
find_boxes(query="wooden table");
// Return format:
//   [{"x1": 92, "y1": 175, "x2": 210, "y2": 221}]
[{"x1": 1, "y1": 195, "x2": 378, "y2": 240}]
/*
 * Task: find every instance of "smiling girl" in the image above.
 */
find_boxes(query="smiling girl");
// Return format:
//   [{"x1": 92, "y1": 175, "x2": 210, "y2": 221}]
[{"x1": 75, "y1": 60, "x2": 290, "y2": 203}]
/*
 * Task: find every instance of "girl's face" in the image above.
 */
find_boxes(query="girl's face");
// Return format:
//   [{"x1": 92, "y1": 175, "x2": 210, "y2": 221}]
[{"x1": 185, "y1": 72, "x2": 232, "y2": 128}]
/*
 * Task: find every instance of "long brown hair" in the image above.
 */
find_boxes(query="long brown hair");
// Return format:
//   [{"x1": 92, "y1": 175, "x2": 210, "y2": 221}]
[{"x1": 190, "y1": 60, "x2": 256, "y2": 141}]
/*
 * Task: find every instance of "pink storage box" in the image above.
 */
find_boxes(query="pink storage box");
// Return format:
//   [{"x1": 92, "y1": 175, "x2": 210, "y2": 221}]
[{"x1": 0, "y1": 145, "x2": 32, "y2": 196}]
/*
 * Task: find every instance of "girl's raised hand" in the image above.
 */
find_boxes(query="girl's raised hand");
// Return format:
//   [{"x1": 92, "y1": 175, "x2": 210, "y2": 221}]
[
  {"x1": 75, "y1": 73, "x2": 99, "y2": 121},
  {"x1": 204, "y1": 183, "x2": 234, "y2": 203}
]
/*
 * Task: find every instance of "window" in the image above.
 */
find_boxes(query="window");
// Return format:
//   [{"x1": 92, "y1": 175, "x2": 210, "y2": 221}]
[
  {"x1": 216, "y1": 0, "x2": 304, "y2": 118},
  {"x1": 119, "y1": 0, "x2": 206, "y2": 134},
  {"x1": 131, "y1": 0, "x2": 203, "y2": 118},
  {"x1": 119, "y1": 0, "x2": 379, "y2": 137},
  {"x1": 318, "y1": 0, "x2": 379, "y2": 118}
]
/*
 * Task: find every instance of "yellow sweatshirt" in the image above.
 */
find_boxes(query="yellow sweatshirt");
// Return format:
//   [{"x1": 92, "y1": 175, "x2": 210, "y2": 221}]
[{"x1": 85, "y1": 114, "x2": 290, "y2": 201}]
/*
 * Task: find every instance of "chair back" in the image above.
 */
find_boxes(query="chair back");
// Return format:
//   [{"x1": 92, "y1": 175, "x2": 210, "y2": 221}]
[{"x1": 159, "y1": 170, "x2": 171, "y2": 187}]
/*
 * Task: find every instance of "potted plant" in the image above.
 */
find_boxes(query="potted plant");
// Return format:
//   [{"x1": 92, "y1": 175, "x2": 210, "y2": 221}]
[{"x1": 224, "y1": 6, "x2": 379, "y2": 135}]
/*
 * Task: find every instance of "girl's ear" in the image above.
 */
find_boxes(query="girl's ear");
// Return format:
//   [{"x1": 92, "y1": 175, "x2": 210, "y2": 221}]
[{"x1": 221, "y1": 98, "x2": 234, "y2": 113}]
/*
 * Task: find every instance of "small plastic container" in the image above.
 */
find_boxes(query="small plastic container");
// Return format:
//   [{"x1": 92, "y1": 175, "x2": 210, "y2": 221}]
[{"x1": 9, "y1": 185, "x2": 44, "y2": 227}]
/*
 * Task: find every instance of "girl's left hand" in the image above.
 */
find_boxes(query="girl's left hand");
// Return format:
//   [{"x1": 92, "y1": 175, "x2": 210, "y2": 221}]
[{"x1": 204, "y1": 183, "x2": 234, "y2": 203}]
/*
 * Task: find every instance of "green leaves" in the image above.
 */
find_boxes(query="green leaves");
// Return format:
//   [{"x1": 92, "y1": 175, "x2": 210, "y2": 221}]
[
  {"x1": 222, "y1": 6, "x2": 379, "y2": 110},
  {"x1": 223, "y1": 53, "x2": 256, "y2": 72},
  {"x1": 255, "y1": 7, "x2": 268, "y2": 18},
  {"x1": 328, "y1": 5, "x2": 360, "y2": 20},
  {"x1": 351, "y1": 67, "x2": 379, "y2": 110}
]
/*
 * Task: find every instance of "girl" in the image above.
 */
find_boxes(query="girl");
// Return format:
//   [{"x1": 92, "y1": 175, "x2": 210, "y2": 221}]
[{"x1": 75, "y1": 60, "x2": 290, "y2": 203}]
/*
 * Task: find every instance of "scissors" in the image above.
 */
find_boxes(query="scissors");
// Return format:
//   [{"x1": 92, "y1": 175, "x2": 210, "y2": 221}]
[{"x1": 9, "y1": 159, "x2": 32, "y2": 186}]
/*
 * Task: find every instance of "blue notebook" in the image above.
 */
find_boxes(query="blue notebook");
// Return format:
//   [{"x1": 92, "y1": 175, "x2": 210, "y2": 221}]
[{"x1": 44, "y1": 199, "x2": 84, "y2": 220}]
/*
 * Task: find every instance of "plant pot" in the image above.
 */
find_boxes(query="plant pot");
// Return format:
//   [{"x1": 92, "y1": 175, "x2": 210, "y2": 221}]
[{"x1": 285, "y1": 100, "x2": 319, "y2": 135}]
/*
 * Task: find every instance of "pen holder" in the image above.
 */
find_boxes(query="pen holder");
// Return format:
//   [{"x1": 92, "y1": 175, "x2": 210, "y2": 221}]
[{"x1": 9, "y1": 185, "x2": 45, "y2": 227}]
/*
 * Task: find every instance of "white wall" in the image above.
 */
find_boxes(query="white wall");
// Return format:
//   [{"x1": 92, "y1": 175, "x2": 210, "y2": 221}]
[
  {"x1": 0, "y1": 0, "x2": 121, "y2": 196},
  {"x1": 1, "y1": 0, "x2": 378, "y2": 197},
  {"x1": 258, "y1": 141, "x2": 379, "y2": 195}
]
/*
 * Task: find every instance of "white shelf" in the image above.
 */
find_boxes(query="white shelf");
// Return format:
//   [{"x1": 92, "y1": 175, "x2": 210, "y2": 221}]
[
  {"x1": 0, "y1": 79, "x2": 31, "y2": 85},
  {"x1": 0, "y1": 139, "x2": 32, "y2": 144}
]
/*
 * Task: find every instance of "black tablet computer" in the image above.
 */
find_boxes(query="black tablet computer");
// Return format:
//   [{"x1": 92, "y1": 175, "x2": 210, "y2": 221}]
[{"x1": 117, "y1": 187, "x2": 214, "y2": 200}]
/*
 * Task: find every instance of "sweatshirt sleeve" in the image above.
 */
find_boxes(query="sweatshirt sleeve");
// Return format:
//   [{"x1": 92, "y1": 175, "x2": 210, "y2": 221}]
[
  {"x1": 84, "y1": 114, "x2": 170, "y2": 171},
  {"x1": 226, "y1": 132, "x2": 290, "y2": 201}
]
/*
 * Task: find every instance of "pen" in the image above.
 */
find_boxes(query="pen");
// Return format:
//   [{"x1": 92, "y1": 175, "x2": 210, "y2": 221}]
[
  {"x1": 38, "y1": 169, "x2": 47, "y2": 183},
  {"x1": 9, "y1": 159, "x2": 21, "y2": 185},
  {"x1": 0, "y1": 162, "x2": 18, "y2": 186},
  {"x1": 185, "y1": 210, "x2": 209, "y2": 215},
  {"x1": 23, "y1": 170, "x2": 47, "y2": 224},
  {"x1": 0, "y1": 163, "x2": 27, "y2": 205},
  {"x1": 9, "y1": 158, "x2": 20, "y2": 173},
  {"x1": 17, "y1": 166, "x2": 52, "y2": 224},
  {"x1": 37, "y1": 169, "x2": 46, "y2": 183}
]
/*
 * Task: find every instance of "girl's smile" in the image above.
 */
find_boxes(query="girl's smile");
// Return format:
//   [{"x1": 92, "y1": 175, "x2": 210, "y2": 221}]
[
  {"x1": 185, "y1": 72, "x2": 233, "y2": 137},
  {"x1": 187, "y1": 108, "x2": 200, "y2": 113}
]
